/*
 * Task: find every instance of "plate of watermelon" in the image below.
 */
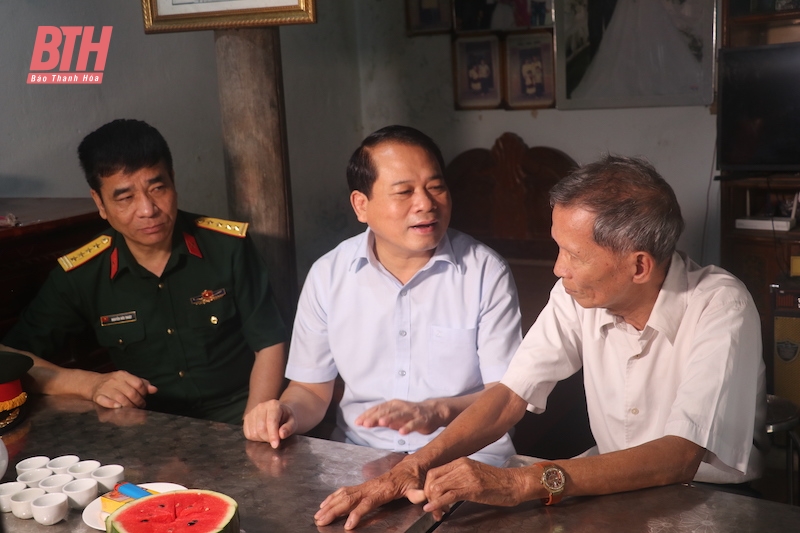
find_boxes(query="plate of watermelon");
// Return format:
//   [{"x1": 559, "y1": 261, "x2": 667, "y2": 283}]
[{"x1": 82, "y1": 482, "x2": 187, "y2": 530}]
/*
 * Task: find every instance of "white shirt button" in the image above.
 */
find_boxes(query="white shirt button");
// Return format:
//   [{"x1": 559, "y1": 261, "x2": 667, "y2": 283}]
[
  {"x1": 398, "y1": 370, "x2": 406, "y2": 377},
  {"x1": 399, "y1": 330, "x2": 407, "y2": 337},
  {"x1": 398, "y1": 439, "x2": 405, "y2": 445}
]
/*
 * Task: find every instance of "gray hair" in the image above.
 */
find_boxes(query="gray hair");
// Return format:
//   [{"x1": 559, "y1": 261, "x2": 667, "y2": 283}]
[{"x1": 549, "y1": 154, "x2": 684, "y2": 265}]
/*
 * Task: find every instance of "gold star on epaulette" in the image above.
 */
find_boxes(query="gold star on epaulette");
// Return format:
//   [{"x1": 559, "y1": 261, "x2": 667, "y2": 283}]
[
  {"x1": 195, "y1": 217, "x2": 248, "y2": 238},
  {"x1": 58, "y1": 236, "x2": 112, "y2": 271}
]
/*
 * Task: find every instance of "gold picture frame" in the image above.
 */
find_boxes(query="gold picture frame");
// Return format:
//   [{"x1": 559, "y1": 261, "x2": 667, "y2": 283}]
[{"x1": 141, "y1": 0, "x2": 316, "y2": 34}]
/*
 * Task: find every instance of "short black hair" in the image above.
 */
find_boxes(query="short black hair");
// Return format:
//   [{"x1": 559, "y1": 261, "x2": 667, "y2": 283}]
[
  {"x1": 346, "y1": 125, "x2": 445, "y2": 197},
  {"x1": 78, "y1": 119, "x2": 173, "y2": 192}
]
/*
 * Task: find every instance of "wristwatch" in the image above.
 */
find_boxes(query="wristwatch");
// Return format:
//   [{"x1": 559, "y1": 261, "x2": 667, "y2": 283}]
[{"x1": 539, "y1": 462, "x2": 566, "y2": 505}]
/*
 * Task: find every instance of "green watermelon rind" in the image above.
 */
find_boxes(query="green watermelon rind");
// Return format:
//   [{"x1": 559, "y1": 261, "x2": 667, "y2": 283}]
[{"x1": 105, "y1": 489, "x2": 239, "y2": 533}]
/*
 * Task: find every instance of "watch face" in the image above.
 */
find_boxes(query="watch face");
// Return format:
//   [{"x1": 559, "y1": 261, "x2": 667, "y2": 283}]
[{"x1": 543, "y1": 466, "x2": 565, "y2": 493}]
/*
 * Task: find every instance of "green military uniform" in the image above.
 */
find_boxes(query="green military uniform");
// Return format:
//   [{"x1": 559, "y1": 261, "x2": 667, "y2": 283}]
[{"x1": 2, "y1": 210, "x2": 287, "y2": 424}]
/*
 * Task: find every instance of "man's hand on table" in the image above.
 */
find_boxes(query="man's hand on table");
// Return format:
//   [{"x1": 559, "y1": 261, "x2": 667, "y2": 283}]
[
  {"x1": 90, "y1": 370, "x2": 157, "y2": 409},
  {"x1": 355, "y1": 399, "x2": 445, "y2": 435},
  {"x1": 314, "y1": 459, "x2": 428, "y2": 530},
  {"x1": 420, "y1": 458, "x2": 532, "y2": 519},
  {"x1": 242, "y1": 400, "x2": 297, "y2": 448}
]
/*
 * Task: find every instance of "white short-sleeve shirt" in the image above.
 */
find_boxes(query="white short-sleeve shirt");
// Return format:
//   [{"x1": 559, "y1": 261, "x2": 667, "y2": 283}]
[
  {"x1": 501, "y1": 252, "x2": 766, "y2": 482},
  {"x1": 287, "y1": 228, "x2": 521, "y2": 466}
]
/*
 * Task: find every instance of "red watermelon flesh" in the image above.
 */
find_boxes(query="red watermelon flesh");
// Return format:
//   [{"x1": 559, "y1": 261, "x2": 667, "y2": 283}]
[{"x1": 106, "y1": 490, "x2": 239, "y2": 533}]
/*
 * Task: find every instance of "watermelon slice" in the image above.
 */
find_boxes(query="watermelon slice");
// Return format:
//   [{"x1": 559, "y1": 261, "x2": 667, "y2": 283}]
[{"x1": 105, "y1": 490, "x2": 239, "y2": 533}]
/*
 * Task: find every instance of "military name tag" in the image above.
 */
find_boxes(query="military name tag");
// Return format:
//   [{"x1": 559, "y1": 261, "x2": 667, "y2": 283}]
[
  {"x1": 191, "y1": 288, "x2": 226, "y2": 305},
  {"x1": 100, "y1": 311, "x2": 137, "y2": 326}
]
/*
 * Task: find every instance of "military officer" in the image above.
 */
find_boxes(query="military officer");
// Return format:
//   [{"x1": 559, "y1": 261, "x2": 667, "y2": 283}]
[{"x1": 0, "y1": 119, "x2": 287, "y2": 425}]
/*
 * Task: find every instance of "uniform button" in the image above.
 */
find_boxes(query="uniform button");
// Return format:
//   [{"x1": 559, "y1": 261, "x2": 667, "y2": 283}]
[
  {"x1": 158, "y1": 283, "x2": 164, "y2": 289},
  {"x1": 210, "y1": 316, "x2": 218, "y2": 325},
  {"x1": 399, "y1": 330, "x2": 407, "y2": 337},
  {"x1": 167, "y1": 328, "x2": 174, "y2": 335},
  {"x1": 178, "y1": 370, "x2": 185, "y2": 378},
  {"x1": 398, "y1": 370, "x2": 406, "y2": 377},
  {"x1": 117, "y1": 339, "x2": 123, "y2": 345},
  {"x1": 631, "y1": 408, "x2": 640, "y2": 415},
  {"x1": 400, "y1": 290, "x2": 407, "y2": 297},
  {"x1": 398, "y1": 439, "x2": 405, "y2": 445}
]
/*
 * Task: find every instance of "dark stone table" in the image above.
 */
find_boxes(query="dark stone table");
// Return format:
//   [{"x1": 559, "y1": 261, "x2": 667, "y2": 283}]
[
  {"x1": 6, "y1": 396, "x2": 800, "y2": 532},
  {"x1": 1, "y1": 396, "x2": 434, "y2": 533}
]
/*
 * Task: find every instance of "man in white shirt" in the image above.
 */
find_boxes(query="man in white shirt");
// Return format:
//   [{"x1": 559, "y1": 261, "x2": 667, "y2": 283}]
[
  {"x1": 243, "y1": 125, "x2": 521, "y2": 466},
  {"x1": 314, "y1": 154, "x2": 767, "y2": 530}
]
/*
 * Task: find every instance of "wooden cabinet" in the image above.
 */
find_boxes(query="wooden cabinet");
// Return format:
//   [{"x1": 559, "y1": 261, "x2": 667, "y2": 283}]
[
  {"x1": 0, "y1": 198, "x2": 112, "y2": 371},
  {"x1": 720, "y1": 176, "x2": 800, "y2": 392}
]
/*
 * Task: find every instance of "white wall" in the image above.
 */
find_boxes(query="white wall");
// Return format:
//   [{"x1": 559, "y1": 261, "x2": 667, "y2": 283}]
[
  {"x1": 280, "y1": 1, "x2": 365, "y2": 277},
  {"x1": 0, "y1": 1, "x2": 227, "y2": 217}
]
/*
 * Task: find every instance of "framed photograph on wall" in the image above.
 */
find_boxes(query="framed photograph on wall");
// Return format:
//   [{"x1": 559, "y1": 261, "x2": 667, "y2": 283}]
[
  {"x1": 504, "y1": 30, "x2": 555, "y2": 109},
  {"x1": 452, "y1": 34, "x2": 503, "y2": 109},
  {"x1": 141, "y1": 0, "x2": 316, "y2": 34},
  {"x1": 554, "y1": 0, "x2": 715, "y2": 109},
  {"x1": 406, "y1": 0, "x2": 453, "y2": 35},
  {"x1": 454, "y1": 0, "x2": 553, "y2": 32}
]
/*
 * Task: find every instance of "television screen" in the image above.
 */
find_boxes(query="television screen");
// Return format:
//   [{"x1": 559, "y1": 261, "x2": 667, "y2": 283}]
[{"x1": 718, "y1": 42, "x2": 800, "y2": 172}]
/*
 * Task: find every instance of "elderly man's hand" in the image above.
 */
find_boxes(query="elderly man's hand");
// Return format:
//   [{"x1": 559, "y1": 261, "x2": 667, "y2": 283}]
[
  {"x1": 314, "y1": 460, "x2": 427, "y2": 530},
  {"x1": 421, "y1": 458, "x2": 531, "y2": 519},
  {"x1": 243, "y1": 400, "x2": 297, "y2": 448},
  {"x1": 355, "y1": 399, "x2": 445, "y2": 435},
  {"x1": 90, "y1": 370, "x2": 157, "y2": 409}
]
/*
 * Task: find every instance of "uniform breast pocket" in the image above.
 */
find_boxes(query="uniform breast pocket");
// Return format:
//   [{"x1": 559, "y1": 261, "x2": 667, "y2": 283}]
[
  {"x1": 427, "y1": 325, "x2": 480, "y2": 395},
  {"x1": 95, "y1": 318, "x2": 146, "y2": 350},
  {"x1": 186, "y1": 297, "x2": 240, "y2": 360}
]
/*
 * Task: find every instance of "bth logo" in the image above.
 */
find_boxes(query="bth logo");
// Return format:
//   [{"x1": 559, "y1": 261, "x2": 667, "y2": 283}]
[{"x1": 28, "y1": 26, "x2": 112, "y2": 85}]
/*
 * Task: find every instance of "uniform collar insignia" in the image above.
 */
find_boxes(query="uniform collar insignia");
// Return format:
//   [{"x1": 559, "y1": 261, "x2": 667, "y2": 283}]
[
  {"x1": 183, "y1": 232, "x2": 203, "y2": 259},
  {"x1": 110, "y1": 247, "x2": 119, "y2": 279}
]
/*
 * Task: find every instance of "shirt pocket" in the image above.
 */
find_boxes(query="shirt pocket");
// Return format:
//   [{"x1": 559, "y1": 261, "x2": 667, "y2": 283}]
[
  {"x1": 185, "y1": 296, "x2": 239, "y2": 363},
  {"x1": 95, "y1": 317, "x2": 146, "y2": 350},
  {"x1": 427, "y1": 325, "x2": 481, "y2": 396}
]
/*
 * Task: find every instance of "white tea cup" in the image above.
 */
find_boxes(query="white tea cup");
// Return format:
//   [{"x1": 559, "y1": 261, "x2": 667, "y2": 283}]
[
  {"x1": 91, "y1": 464, "x2": 125, "y2": 492},
  {"x1": 15, "y1": 456, "x2": 50, "y2": 476},
  {"x1": 32, "y1": 492, "x2": 69, "y2": 525},
  {"x1": 10, "y1": 487, "x2": 45, "y2": 519},
  {"x1": 17, "y1": 468, "x2": 52, "y2": 488},
  {"x1": 0, "y1": 481, "x2": 27, "y2": 512},
  {"x1": 62, "y1": 478, "x2": 97, "y2": 510},
  {"x1": 67, "y1": 459, "x2": 100, "y2": 479},
  {"x1": 46, "y1": 455, "x2": 80, "y2": 475},
  {"x1": 38, "y1": 474, "x2": 74, "y2": 493}
]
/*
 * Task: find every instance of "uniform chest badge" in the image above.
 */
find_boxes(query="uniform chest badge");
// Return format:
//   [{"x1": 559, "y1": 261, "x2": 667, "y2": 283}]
[
  {"x1": 100, "y1": 311, "x2": 137, "y2": 326},
  {"x1": 191, "y1": 288, "x2": 226, "y2": 305}
]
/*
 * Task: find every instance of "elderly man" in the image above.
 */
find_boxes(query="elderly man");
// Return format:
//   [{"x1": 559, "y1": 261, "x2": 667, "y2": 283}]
[
  {"x1": 243, "y1": 125, "x2": 521, "y2": 467},
  {"x1": 1, "y1": 119, "x2": 287, "y2": 424},
  {"x1": 314, "y1": 155, "x2": 766, "y2": 529}
]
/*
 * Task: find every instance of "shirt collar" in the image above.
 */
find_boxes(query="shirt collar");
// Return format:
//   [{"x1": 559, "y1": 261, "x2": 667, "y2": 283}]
[
  {"x1": 641, "y1": 252, "x2": 687, "y2": 345},
  {"x1": 596, "y1": 251, "x2": 686, "y2": 343},
  {"x1": 349, "y1": 227, "x2": 461, "y2": 275}
]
